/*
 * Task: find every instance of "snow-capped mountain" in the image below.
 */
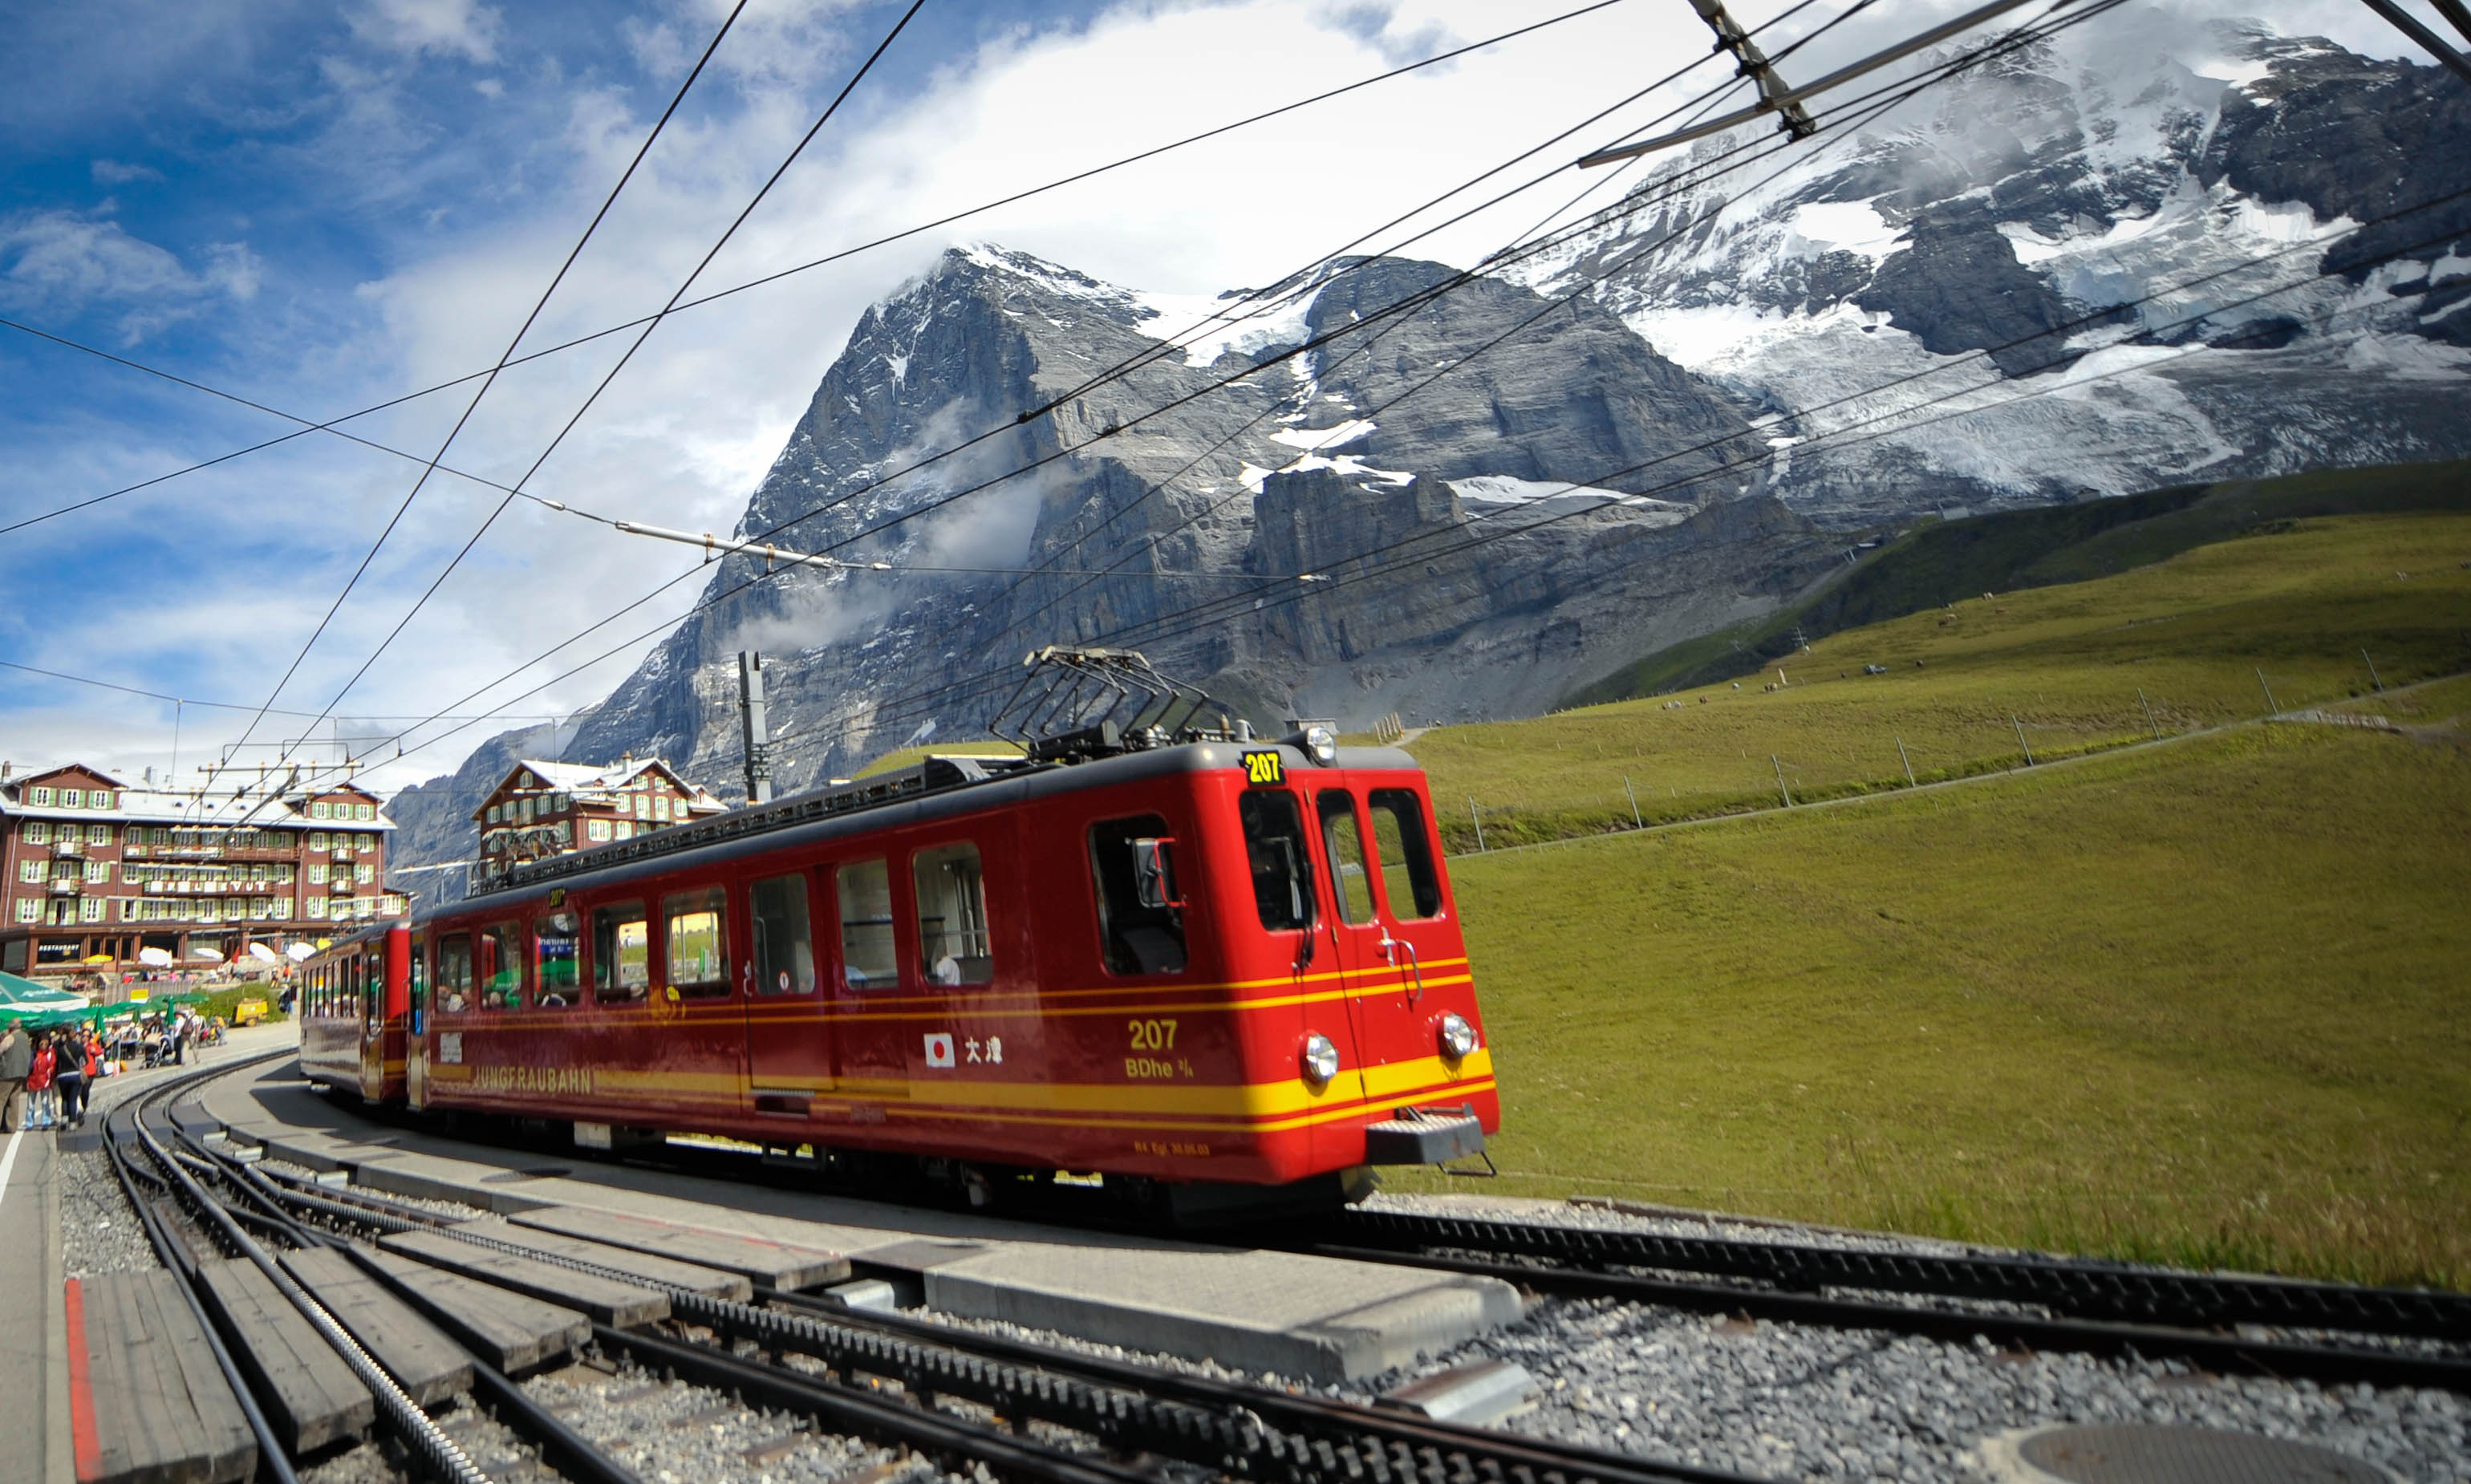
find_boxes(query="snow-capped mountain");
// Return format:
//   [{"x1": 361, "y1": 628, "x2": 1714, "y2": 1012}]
[
  {"x1": 387, "y1": 14, "x2": 2471, "y2": 869},
  {"x1": 1513, "y1": 19, "x2": 2471, "y2": 523}
]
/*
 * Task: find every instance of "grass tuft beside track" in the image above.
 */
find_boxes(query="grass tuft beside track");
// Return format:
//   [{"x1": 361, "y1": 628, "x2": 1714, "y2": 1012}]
[{"x1": 1382, "y1": 512, "x2": 2471, "y2": 1290}]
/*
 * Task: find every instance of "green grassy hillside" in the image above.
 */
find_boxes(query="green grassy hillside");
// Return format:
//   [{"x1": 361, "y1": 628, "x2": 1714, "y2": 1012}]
[
  {"x1": 1384, "y1": 512, "x2": 2471, "y2": 1287},
  {"x1": 1568, "y1": 457, "x2": 2471, "y2": 706},
  {"x1": 1412, "y1": 511, "x2": 2471, "y2": 852}
]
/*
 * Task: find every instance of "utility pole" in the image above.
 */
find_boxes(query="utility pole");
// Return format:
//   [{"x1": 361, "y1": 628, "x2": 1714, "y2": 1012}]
[
  {"x1": 2138, "y1": 688, "x2": 2161, "y2": 740},
  {"x1": 1468, "y1": 797, "x2": 1487, "y2": 853},
  {"x1": 738, "y1": 651, "x2": 774, "y2": 806},
  {"x1": 2363, "y1": 650, "x2": 2385, "y2": 692},
  {"x1": 2255, "y1": 667, "x2": 2279, "y2": 716},
  {"x1": 2013, "y1": 717, "x2": 2035, "y2": 767},
  {"x1": 1771, "y1": 756, "x2": 1792, "y2": 807},
  {"x1": 1624, "y1": 775, "x2": 1643, "y2": 829},
  {"x1": 1897, "y1": 736, "x2": 1916, "y2": 787}
]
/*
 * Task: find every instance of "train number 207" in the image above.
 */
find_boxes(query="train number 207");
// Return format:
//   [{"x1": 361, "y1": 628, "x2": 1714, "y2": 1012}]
[
  {"x1": 1128, "y1": 1017, "x2": 1179, "y2": 1051},
  {"x1": 1243, "y1": 751, "x2": 1284, "y2": 785}
]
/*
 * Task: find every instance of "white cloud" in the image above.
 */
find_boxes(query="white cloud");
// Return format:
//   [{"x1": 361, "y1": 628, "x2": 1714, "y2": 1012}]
[
  {"x1": 349, "y1": 0, "x2": 504, "y2": 63},
  {"x1": 0, "y1": 209, "x2": 262, "y2": 341},
  {"x1": 91, "y1": 159, "x2": 167, "y2": 185}
]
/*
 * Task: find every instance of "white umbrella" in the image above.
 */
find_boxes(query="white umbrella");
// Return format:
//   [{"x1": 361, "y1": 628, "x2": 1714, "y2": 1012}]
[
  {"x1": 137, "y1": 947, "x2": 173, "y2": 967},
  {"x1": 247, "y1": 943, "x2": 279, "y2": 963},
  {"x1": 286, "y1": 943, "x2": 315, "y2": 962},
  {"x1": 189, "y1": 946, "x2": 225, "y2": 962}
]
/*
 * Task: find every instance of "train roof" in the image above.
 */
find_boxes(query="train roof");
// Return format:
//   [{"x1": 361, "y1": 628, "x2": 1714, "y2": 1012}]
[{"x1": 441, "y1": 738, "x2": 1418, "y2": 920}]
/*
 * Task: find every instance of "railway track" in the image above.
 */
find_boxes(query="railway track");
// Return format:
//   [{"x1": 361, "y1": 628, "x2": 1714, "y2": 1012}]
[
  {"x1": 105, "y1": 1056, "x2": 1786, "y2": 1484},
  {"x1": 1300, "y1": 1207, "x2": 2471, "y2": 1395}
]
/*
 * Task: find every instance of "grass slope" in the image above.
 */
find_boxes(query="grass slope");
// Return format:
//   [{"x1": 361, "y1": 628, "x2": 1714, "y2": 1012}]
[
  {"x1": 1568, "y1": 457, "x2": 2471, "y2": 706},
  {"x1": 1411, "y1": 512, "x2": 2471, "y2": 852},
  {"x1": 1406, "y1": 716, "x2": 2471, "y2": 1288},
  {"x1": 1382, "y1": 517, "x2": 2471, "y2": 1287}
]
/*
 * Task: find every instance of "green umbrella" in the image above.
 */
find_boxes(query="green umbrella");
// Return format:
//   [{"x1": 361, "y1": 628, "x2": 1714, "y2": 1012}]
[{"x1": 0, "y1": 969, "x2": 96, "y2": 1028}]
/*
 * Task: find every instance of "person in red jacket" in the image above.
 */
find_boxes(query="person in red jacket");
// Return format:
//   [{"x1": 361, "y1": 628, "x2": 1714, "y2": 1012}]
[{"x1": 26, "y1": 1036, "x2": 55, "y2": 1131}]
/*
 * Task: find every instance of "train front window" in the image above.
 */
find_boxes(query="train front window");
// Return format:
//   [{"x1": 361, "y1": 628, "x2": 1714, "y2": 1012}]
[
  {"x1": 750, "y1": 874, "x2": 815, "y2": 995},
  {"x1": 436, "y1": 933, "x2": 473, "y2": 1014},
  {"x1": 592, "y1": 903, "x2": 650, "y2": 1004},
  {"x1": 913, "y1": 843, "x2": 992, "y2": 987},
  {"x1": 663, "y1": 888, "x2": 729, "y2": 996},
  {"x1": 837, "y1": 860, "x2": 896, "y2": 989},
  {"x1": 1239, "y1": 790, "x2": 1315, "y2": 931},
  {"x1": 479, "y1": 925, "x2": 521, "y2": 1009},
  {"x1": 1089, "y1": 814, "x2": 1187, "y2": 975},
  {"x1": 1367, "y1": 789, "x2": 1444, "y2": 920},
  {"x1": 535, "y1": 912, "x2": 581, "y2": 1008},
  {"x1": 1317, "y1": 792, "x2": 1377, "y2": 926}
]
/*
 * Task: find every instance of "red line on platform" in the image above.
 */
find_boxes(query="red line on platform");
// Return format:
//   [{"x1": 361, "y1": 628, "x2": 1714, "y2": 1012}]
[{"x1": 64, "y1": 1275, "x2": 99, "y2": 1482}]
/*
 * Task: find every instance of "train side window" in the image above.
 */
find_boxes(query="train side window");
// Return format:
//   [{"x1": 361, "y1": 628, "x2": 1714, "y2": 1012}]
[
  {"x1": 1089, "y1": 814, "x2": 1187, "y2": 975},
  {"x1": 837, "y1": 860, "x2": 897, "y2": 989},
  {"x1": 534, "y1": 911, "x2": 581, "y2": 1008},
  {"x1": 408, "y1": 939, "x2": 427, "y2": 1012},
  {"x1": 592, "y1": 903, "x2": 650, "y2": 1004},
  {"x1": 912, "y1": 843, "x2": 992, "y2": 987},
  {"x1": 750, "y1": 874, "x2": 815, "y2": 995},
  {"x1": 479, "y1": 925, "x2": 521, "y2": 1010},
  {"x1": 1238, "y1": 790, "x2": 1316, "y2": 931},
  {"x1": 1366, "y1": 789, "x2": 1445, "y2": 920},
  {"x1": 1317, "y1": 792, "x2": 1377, "y2": 925},
  {"x1": 436, "y1": 933, "x2": 473, "y2": 1014},
  {"x1": 663, "y1": 888, "x2": 729, "y2": 996},
  {"x1": 363, "y1": 949, "x2": 383, "y2": 1023}
]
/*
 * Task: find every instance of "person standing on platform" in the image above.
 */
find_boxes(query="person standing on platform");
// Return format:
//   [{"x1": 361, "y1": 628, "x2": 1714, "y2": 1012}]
[
  {"x1": 55, "y1": 1030, "x2": 90, "y2": 1129},
  {"x1": 0, "y1": 1020, "x2": 29, "y2": 1133},
  {"x1": 25, "y1": 1036, "x2": 54, "y2": 1130}
]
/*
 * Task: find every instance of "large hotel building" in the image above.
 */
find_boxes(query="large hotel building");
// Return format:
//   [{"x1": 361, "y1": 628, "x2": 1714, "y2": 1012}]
[{"x1": 0, "y1": 762, "x2": 408, "y2": 979}]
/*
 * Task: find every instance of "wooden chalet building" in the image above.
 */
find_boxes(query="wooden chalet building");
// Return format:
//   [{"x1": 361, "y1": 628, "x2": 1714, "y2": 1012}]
[
  {"x1": 470, "y1": 756, "x2": 725, "y2": 890},
  {"x1": 0, "y1": 762, "x2": 407, "y2": 979}
]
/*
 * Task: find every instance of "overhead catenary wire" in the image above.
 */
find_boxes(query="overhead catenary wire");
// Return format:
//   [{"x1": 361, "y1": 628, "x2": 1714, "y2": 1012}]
[
  {"x1": 0, "y1": 0, "x2": 1632, "y2": 545},
  {"x1": 218, "y1": 1, "x2": 755, "y2": 768}
]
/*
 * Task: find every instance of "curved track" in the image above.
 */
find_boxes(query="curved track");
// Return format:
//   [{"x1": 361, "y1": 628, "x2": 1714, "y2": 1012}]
[{"x1": 1304, "y1": 1209, "x2": 2471, "y2": 1394}]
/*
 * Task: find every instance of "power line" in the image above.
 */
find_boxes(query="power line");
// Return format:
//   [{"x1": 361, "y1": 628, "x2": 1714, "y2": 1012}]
[
  {"x1": 0, "y1": 0, "x2": 1629, "y2": 545},
  {"x1": 217, "y1": 0, "x2": 757, "y2": 778}
]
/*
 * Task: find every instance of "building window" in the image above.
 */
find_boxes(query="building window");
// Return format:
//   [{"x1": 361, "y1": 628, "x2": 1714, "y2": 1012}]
[
  {"x1": 308, "y1": 863, "x2": 327, "y2": 885},
  {"x1": 486, "y1": 805, "x2": 501, "y2": 824},
  {"x1": 92, "y1": 791, "x2": 115, "y2": 810},
  {"x1": 79, "y1": 898, "x2": 103, "y2": 923},
  {"x1": 150, "y1": 828, "x2": 168, "y2": 845},
  {"x1": 16, "y1": 862, "x2": 38, "y2": 884},
  {"x1": 306, "y1": 898, "x2": 327, "y2": 920},
  {"x1": 634, "y1": 796, "x2": 651, "y2": 821},
  {"x1": 586, "y1": 819, "x2": 611, "y2": 843},
  {"x1": 89, "y1": 824, "x2": 111, "y2": 845},
  {"x1": 355, "y1": 863, "x2": 373, "y2": 884},
  {"x1": 653, "y1": 796, "x2": 671, "y2": 821},
  {"x1": 14, "y1": 899, "x2": 35, "y2": 923},
  {"x1": 83, "y1": 861, "x2": 109, "y2": 883},
  {"x1": 615, "y1": 821, "x2": 635, "y2": 841},
  {"x1": 27, "y1": 788, "x2": 51, "y2": 806},
  {"x1": 356, "y1": 833, "x2": 374, "y2": 851},
  {"x1": 60, "y1": 789, "x2": 83, "y2": 808},
  {"x1": 309, "y1": 832, "x2": 328, "y2": 851},
  {"x1": 24, "y1": 822, "x2": 48, "y2": 845}
]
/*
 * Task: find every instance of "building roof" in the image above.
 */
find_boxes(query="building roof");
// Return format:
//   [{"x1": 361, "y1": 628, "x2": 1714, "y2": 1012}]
[
  {"x1": 477, "y1": 757, "x2": 727, "y2": 823},
  {"x1": 0, "y1": 770, "x2": 395, "y2": 833}
]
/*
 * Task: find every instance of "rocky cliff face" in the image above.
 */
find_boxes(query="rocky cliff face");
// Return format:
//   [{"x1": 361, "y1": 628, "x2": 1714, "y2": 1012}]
[
  {"x1": 387, "y1": 17, "x2": 2471, "y2": 874},
  {"x1": 1514, "y1": 23, "x2": 2471, "y2": 525}
]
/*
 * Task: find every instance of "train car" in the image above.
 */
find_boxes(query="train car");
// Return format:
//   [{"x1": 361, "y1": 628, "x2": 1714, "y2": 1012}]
[
  {"x1": 298, "y1": 918, "x2": 412, "y2": 1103},
  {"x1": 398, "y1": 727, "x2": 1496, "y2": 1215}
]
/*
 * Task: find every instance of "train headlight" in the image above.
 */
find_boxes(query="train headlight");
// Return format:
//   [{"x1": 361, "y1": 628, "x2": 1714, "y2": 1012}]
[
  {"x1": 1438, "y1": 1012, "x2": 1477, "y2": 1060},
  {"x1": 1300, "y1": 1032, "x2": 1341, "y2": 1086},
  {"x1": 1304, "y1": 724, "x2": 1337, "y2": 766}
]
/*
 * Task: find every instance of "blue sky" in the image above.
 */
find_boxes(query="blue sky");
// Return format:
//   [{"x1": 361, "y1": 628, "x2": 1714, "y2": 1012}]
[{"x1": 0, "y1": 0, "x2": 2436, "y2": 797}]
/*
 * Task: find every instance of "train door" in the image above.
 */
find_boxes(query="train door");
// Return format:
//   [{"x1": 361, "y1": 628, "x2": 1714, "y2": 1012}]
[
  {"x1": 1311, "y1": 788, "x2": 1384, "y2": 1105},
  {"x1": 359, "y1": 937, "x2": 385, "y2": 1097},
  {"x1": 826, "y1": 856, "x2": 909, "y2": 1108},
  {"x1": 741, "y1": 868, "x2": 831, "y2": 1121},
  {"x1": 406, "y1": 931, "x2": 429, "y2": 1110}
]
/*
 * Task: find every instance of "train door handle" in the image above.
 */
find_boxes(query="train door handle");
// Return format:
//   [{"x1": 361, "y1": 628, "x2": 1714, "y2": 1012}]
[{"x1": 1378, "y1": 934, "x2": 1424, "y2": 1004}]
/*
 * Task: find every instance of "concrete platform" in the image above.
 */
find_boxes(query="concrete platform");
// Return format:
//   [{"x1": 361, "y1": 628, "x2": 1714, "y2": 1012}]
[
  {"x1": 204, "y1": 1057, "x2": 1522, "y2": 1381},
  {"x1": 356, "y1": 1247, "x2": 590, "y2": 1373},
  {"x1": 0, "y1": 1121, "x2": 72, "y2": 1484}
]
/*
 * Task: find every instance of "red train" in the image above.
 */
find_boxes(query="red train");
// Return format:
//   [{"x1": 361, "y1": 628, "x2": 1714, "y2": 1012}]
[{"x1": 300, "y1": 729, "x2": 1497, "y2": 1214}]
